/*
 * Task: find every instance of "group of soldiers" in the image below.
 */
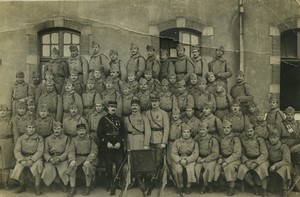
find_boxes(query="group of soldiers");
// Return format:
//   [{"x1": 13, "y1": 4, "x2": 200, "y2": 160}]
[{"x1": 0, "y1": 41, "x2": 299, "y2": 197}]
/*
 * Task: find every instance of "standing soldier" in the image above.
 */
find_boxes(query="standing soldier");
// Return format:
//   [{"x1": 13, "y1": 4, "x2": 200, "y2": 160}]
[
  {"x1": 176, "y1": 80, "x2": 195, "y2": 119},
  {"x1": 121, "y1": 84, "x2": 134, "y2": 117},
  {"x1": 214, "y1": 120, "x2": 241, "y2": 196},
  {"x1": 11, "y1": 121, "x2": 44, "y2": 195},
  {"x1": 42, "y1": 121, "x2": 70, "y2": 192},
  {"x1": 37, "y1": 80, "x2": 63, "y2": 122},
  {"x1": 145, "y1": 45, "x2": 160, "y2": 79},
  {"x1": 82, "y1": 78, "x2": 101, "y2": 117},
  {"x1": 214, "y1": 80, "x2": 233, "y2": 120},
  {"x1": 136, "y1": 78, "x2": 151, "y2": 112},
  {"x1": 0, "y1": 104, "x2": 15, "y2": 189},
  {"x1": 62, "y1": 79, "x2": 83, "y2": 118},
  {"x1": 43, "y1": 47, "x2": 69, "y2": 94},
  {"x1": 67, "y1": 123, "x2": 98, "y2": 197},
  {"x1": 144, "y1": 69, "x2": 161, "y2": 94},
  {"x1": 92, "y1": 67, "x2": 106, "y2": 94},
  {"x1": 159, "y1": 79, "x2": 178, "y2": 117},
  {"x1": 208, "y1": 46, "x2": 232, "y2": 92},
  {"x1": 191, "y1": 45, "x2": 207, "y2": 78},
  {"x1": 194, "y1": 122, "x2": 219, "y2": 194},
  {"x1": 97, "y1": 101, "x2": 126, "y2": 195},
  {"x1": 159, "y1": 49, "x2": 175, "y2": 81},
  {"x1": 200, "y1": 102, "x2": 223, "y2": 138},
  {"x1": 30, "y1": 71, "x2": 43, "y2": 106},
  {"x1": 68, "y1": 44, "x2": 89, "y2": 85},
  {"x1": 182, "y1": 107, "x2": 200, "y2": 138},
  {"x1": 174, "y1": 44, "x2": 194, "y2": 83},
  {"x1": 266, "y1": 95, "x2": 285, "y2": 128},
  {"x1": 254, "y1": 110, "x2": 270, "y2": 140},
  {"x1": 126, "y1": 43, "x2": 146, "y2": 80},
  {"x1": 230, "y1": 71, "x2": 254, "y2": 114},
  {"x1": 237, "y1": 124, "x2": 269, "y2": 197},
  {"x1": 109, "y1": 49, "x2": 127, "y2": 81},
  {"x1": 145, "y1": 94, "x2": 170, "y2": 168},
  {"x1": 26, "y1": 98, "x2": 37, "y2": 119},
  {"x1": 187, "y1": 73, "x2": 200, "y2": 97},
  {"x1": 35, "y1": 104, "x2": 53, "y2": 138},
  {"x1": 246, "y1": 101, "x2": 260, "y2": 127},
  {"x1": 89, "y1": 41, "x2": 110, "y2": 78}
]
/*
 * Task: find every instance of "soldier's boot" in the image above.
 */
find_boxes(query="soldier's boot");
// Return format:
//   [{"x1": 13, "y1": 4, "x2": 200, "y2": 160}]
[
  {"x1": 35, "y1": 185, "x2": 42, "y2": 196},
  {"x1": 62, "y1": 184, "x2": 69, "y2": 193},
  {"x1": 14, "y1": 185, "x2": 26, "y2": 194},
  {"x1": 200, "y1": 185, "x2": 208, "y2": 194},
  {"x1": 3, "y1": 174, "x2": 10, "y2": 190},
  {"x1": 262, "y1": 189, "x2": 268, "y2": 197},
  {"x1": 227, "y1": 187, "x2": 235, "y2": 196},
  {"x1": 177, "y1": 187, "x2": 184, "y2": 194},
  {"x1": 282, "y1": 190, "x2": 288, "y2": 197},
  {"x1": 185, "y1": 187, "x2": 191, "y2": 194},
  {"x1": 110, "y1": 185, "x2": 116, "y2": 196},
  {"x1": 68, "y1": 187, "x2": 76, "y2": 197},
  {"x1": 35, "y1": 175, "x2": 42, "y2": 195},
  {"x1": 82, "y1": 187, "x2": 90, "y2": 196}
]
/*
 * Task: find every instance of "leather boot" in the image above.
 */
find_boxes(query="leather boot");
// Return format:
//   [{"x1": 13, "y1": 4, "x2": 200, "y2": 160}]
[
  {"x1": 82, "y1": 187, "x2": 90, "y2": 196},
  {"x1": 177, "y1": 187, "x2": 184, "y2": 194},
  {"x1": 14, "y1": 185, "x2": 26, "y2": 193},
  {"x1": 62, "y1": 184, "x2": 68, "y2": 193},
  {"x1": 185, "y1": 187, "x2": 191, "y2": 194},
  {"x1": 35, "y1": 185, "x2": 42, "y2": 196},
  {"x1": 282, "y1": 190, "x2": 288, "y2": 197},
  {"x1": 262, "y1": 189, "x2": 268, "y2": 197},
  {"x1": 227, "y1": 187, "x2": 235, "y2": 196},
  {"x1": 68, "y1": 187, "x2": 76, "y2": 197}
]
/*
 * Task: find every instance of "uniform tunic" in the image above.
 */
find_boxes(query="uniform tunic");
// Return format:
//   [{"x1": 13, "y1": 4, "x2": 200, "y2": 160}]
[
  {"x1": 109, "y1": 59, "x2": 127, "y2": 81},
  {"x1": 62, "y1": 91, "x2": 83, "y2": 117},
  {"x1": 42, "y1": 133, "x2": 70, "y2": 186},
  {"x1": 0, "y1": 117, "x2": 15, "y2": 169},
  {"x1": 176, "y1": 91, "x2": 195, "y2": 118},
  {"x1": 230, "y1": 82, "x2": 253, "y2": 114},
  {"x1": 167, "y1": 119, "x2": 183, "y2": 164},
  {"x1": 93, "y1": 76, "x2": 106, "y2": 94},
  {"x1": 182, "y1": 115, "x2": 200, "y2": 138},
  {"x1": 266, "y1": 108, "x2": 285, "y2": 127},
  {"x1": 254, "y1": 121, "x2": 270, "y2": 140},
  {"x1": 12, "y1": 113, "x2": 35, "y2": 139},
  {"x1": 90, "y1": 52, "x2": 110, "y2": 77},
  {"x1": 11, "y1": 81, "x2": 34, "y2": 116},
  {"x1": 187, "y1": 83, "x2": 200, "y2": 98},
  {"x1": 87, "y1": 110, "x2": 107, "y2": 142},
  {"x1": 126, "y1": 53, "x2": 146, "y2": 80},
  {"x1": 159, "y1": 91, "x2": 178, "y2": 115},
  {"x1": 136, "y1": 89, "x2": 151, "y2": 112},
  {"x1": 160, "y1": 59, "x2": 175, "y2": 80},
  {"x1": 11, "y1": 133, "x2": 44, "y2": 181},
  {"x1": 100, "y1": 89, "x2": 122, "y2": 116},
  {"x1": 127, "y1": 81, "x2": 139, "y2": 95},
  {"x1": 194, "y1": 91, "x2": 216, "y2": 119},
  {"x1": 214, "y1": 91, "x2": 232, "y2": 120},
  {"x1": 223, "y1": 112, "x2": 250, "y2": 138},
  {"x1": 200, "y1": 114, "x2": 223, "y2": 138},
  {"x1": 194, "y1": 134, "x2": 219, "y2": 183},
  {"x1": 68, "y1": 55, "x2": 89, "y2": 84},
  {"x1": 174, "y1": 55, "x2": 194, "y2": 82},
  {"x1": 171, "y1": 137, "x2": 199, "y2": 183},
  {"x1": 237, "y1": 135, "x2": 269, "y2": 180},
  {"x1": 147, "y1": 79, "x2": 161, "y2": 94},
  {"x1": 145, "y1": 55, "x2": 160, "y2": 79},
  {"x1": 63, "y1": 114, "x2": 89, "y2": 137},
  {"x1": 122, "y1": 94, "x2": 134, "y2": 116},
  {"x1": 35, "y1": 116, "x2": 53, "y2": 138},
  {"x1": 192, "y1": 56, "x2": 206, "y2": 78},
  {"x1": 37, "y1": 91, "x2": 63, "y2": 122},
  {"x1": 82, "y1": 89, "x2": 101, "y2": 117},
  {"x1": 214, "y1": 134, "x2": 241, "y2": 182},
  {"x1": 30, "y1": 83, "x2": 43, "y2": 106},
  {"x1": 246, "y1": 110, "x2": 259, "y2": 127}
]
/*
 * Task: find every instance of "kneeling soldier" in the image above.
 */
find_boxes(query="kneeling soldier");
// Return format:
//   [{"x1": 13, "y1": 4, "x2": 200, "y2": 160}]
[
  {"x1": 67, "y1": 123, "x2": 98, "y2": 197},
  {"x1": 42, "y1": 121, "x2": 70, "y2": 192},
  {"x1": 11, "y1": 121, "x2": 44, "y2": 195}
]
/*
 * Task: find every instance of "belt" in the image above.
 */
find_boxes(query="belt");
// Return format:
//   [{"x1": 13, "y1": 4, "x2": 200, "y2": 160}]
[
  {"x1": 50, "y1": 152, "x2": 63, "y2": 156},
  {"x1": 247, "y1": 155, "x2": 259, "y2": 160},
  {"x1": 76, "y1": 153, "x2": 89, "y2": 156},
  {"x1": 151, "y1": 128, "x2": 163, "y2": 131},
  {"x1": 168, "y1": 139, "x2": 176, "y2": 143},
  {"x1": 22, "y1": 152, "x2": 34, "y2": 157},
  {"x1": 127, "y1": 131, "x2": 144, "y2": 135},
  {"x1": 179, "y1": 153, "x2": 192, "y2": 157},
  {"x1": 0, "y1": 135, "x2": 13, "y2": 139}
]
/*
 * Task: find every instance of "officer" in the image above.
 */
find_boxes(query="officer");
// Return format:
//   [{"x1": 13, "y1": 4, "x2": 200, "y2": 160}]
[
  {"x1": 97, "y1": 101, "x2": 126, "y2": 195},
  {"x1": 145, "y1": 45, "x2": 160, "y2": 79},
  {"x1": 176, "y1": 80, "x2": 195, "y2": 119},
  {"x1": 11, "y1": 121, "x2": 44, "y2": 195},
  {"x1": 191, "y1": 45, "x2": 207, "y2": 78},
  {"x1": 174, "y1": 44, "x2": 194, "y2": 83},
  {"x1": 67, "y1": 123, "x2": 98, "y2": 197},
  {"x1": 126, "y1": 43, "x2": 146, "y2": 80},
  {"x1": 89, "y1": 41, "x2": 110, "y2": 78}
]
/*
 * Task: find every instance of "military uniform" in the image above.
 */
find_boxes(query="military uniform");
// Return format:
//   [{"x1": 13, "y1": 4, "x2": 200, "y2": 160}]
[
  {"x1": 136, "y1": 89, "x2": 151, "y2": 112},
  {"x1": 254, "y1": 118, "x2": 270, "y2": 140},
  {"x1": 176, "y1": 80, "x2": 195, "y2": 118},
  {"x1": 127, "y1": 80, "x2": 139, "y2": 95},
  {"x1": 200, "y1": 113, "x2": 223, "y2": 138},
  {"x1": 194, "y1": 90, "x2": 216, "y2": 119},
  {"x1": 82, "y1": 89, "x2": 101, "y2": 117},
  {"x1": 214, "y1": 88, "x2": 232, "y2": 120},
  {"x1": 182, "y1": 114, "x2": 200, "y2": 138},
  {"x1": 174, "y1": 55, "x2": 194, "y2": 83},
  {"x1": 145, "y1": 52, "x2": 160, "y2": 79},
  {"x1": 223, "y1": 112, "x2": 250, "y2": 138},
  {"x1": 90, "y1": 44, "x2": 110, "y2": 77},
  {"x1": 122, "y1": 93, "x2": 134, "y2": 117},
  {"x1": 87, "y1": 109, "x2": 107, "y2": 143},
  {"x1": 230, "y1": 81, "x2": 253, "y2": 114},
  {"x1": 35, "y1": 115, "x2": 53, "y2": 138},
  {"x1": 126, "y1": 47, "x2": 146, "y2": 80},
  {"x1": 12, "y1": 104, "x2": 35, "y2": 139},
  {"x1": 266, "y1": 107, "x2": 285, "y2": 128},
  {"x1": 93, "y1": 75, "x2": 106, "y2": 94},
  {"x1": 109, "y1": 57, "x2": 127, "y2": 81},
  {"x1": 187, "y1": 83, "x2": 200, "y2": 98},
  {"x1": 159, "y1": 81, "x2": 178, "y2": 116},
  {"x1": 63, "y1": 114, "x2": 89, "y2": 138},
  {"x1": 68, "y1": 46, "x2": 89, "y2": 85},
  {"x1": 62, "y1": 91, "x2": 83, "y2": 118},
  {"x1": 147, "y1": 78, "x2": 161, "y2": 94},
  {"x1": 30, "y1": 72, "x2": 43, "y2": 107},
  {"x1": 100, "y1": 89, "x2": 123, "y2": 116},
  {"x1": 160, "y1": 58, "x2": 175, "y2": 81}
]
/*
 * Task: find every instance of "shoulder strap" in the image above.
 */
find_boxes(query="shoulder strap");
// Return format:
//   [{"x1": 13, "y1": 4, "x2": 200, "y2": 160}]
[
  {"x1": 150, "y1": 110, "x2": 163, "y2": 128},
  {"x1": 128, "y1": 115, "x2": 144, "y2": 133},
  {"x1": 104, "y1": 116, "x2": 119, "y2": 130}
]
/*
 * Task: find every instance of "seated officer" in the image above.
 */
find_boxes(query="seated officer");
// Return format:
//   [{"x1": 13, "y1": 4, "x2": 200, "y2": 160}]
[
  {"x1": 237, "y1": 124, "x2": 269, "y2": 197},
  {"x1": 41, "y1": 121, "x2": 70, "y2": 192},
  {"x1": 67, "y1": 123, "x2": 98, "y2": 197},
  {"x1": 171, "y1": 123, "x2": 199, "y2": 194},
  {"x1": 11, "y1": 121, "x2": 44, "y2": 195}
]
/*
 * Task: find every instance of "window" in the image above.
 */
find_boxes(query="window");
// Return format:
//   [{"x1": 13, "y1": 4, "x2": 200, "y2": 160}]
[{"x1": 160, "y1": 28, "x2": 201, "y2": 60}]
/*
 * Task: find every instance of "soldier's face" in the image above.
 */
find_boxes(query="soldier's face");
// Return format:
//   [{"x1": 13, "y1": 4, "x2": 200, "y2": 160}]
[
  {"x1": 139, "y1": 82, "x2": 148, "y2": 91},
  {"x1": 26, "y1": 125, "x2": 36, "y2": 136},
  {"x1": 33, "y1": 75, "x2": 40, "y2": 84},
  {"x1": 17, "y1": 107, "x2": 26, "y2": 116},
  {"x1": 144, "y1": 73, "x2": 153, "y2": 81},
  {"x1": 130, "y1": 47, "x2": 138, "y2": 55},
  {"x1": 151, "y1": 100, "x2": 160, "y2": 109},
  {"x1": 269, "y1": 136, "x2": 279, "y2": 145},
  {"x1": 162, "y1": 84, "x2": 169, "y2": 92},
  {"x1": 147, "y1": 49, "x2": 155, "y2": 57},
  {"x1": 77, "y1": 128, "x2": 87, "y2": 138},
  {"x1": 190, "y1": 77, "x2": 198, "y2": 85},
  {"x1": 110, "y1": 71, "x2": 119, "y2": 78},
  {"x1": 46, "y1": 84, "x2": 55, "y2": 92},
  {"x1": 257, "y1": 113, "x2": 265, "y2": 122},
  {"x1": 169, "y1": 76, "x2": 177, "y2": 84},
  {"x1": 51, "y1": 52, "x2": 59, "y2": 60},
  {"x1": 53, "y1": 126, "x2": 62, "y2": 136},
  {"x1": 223, "y1": 125, "x2": 232, "y2": 135},
  {"x1": 248, "y1": 106, "x2": 256, "y2": 113},
  {"x1": 70, "y1": 50, "x2": 78, "y2": 57},
  {"x1": 216, "y1": 49, "x2": 224, "y2": 57},
  {"x1": 69, "y1": 107, "x2": 78, "y2": 116},
  {"x1": 231, "y1": 104, "x2": 240, "y2": 113},
  {"x1": 39, "y1": 109, "x2": 48, "y2": 118},
  {"x1": 128, "y1": 74, "x2": 135, "y2": 82},
  {"x1": 186, "y1": 108, "x2": 194, "y2": 118},
  {"x1": 16, "y1": 76, "x2": 24, "y2": 83},
  {"x1": 182, "y1": 130, "x2": 191, "y2": 139},
  {"x1": 269, "y1": 101, "x2": 278, "y2": 109},
  {"x1": 105, "y1": 82, "x2": 113, "y2": 90},
  {"x1": 208, "y1": 74, "x2": 216, "y2": 82},
  {"x1": 65, "y1": 83, "x2": 73, "y2": 92},
  {"x1": 27, "y1": 104, "x2": 35, "y2": 112},
  {"x1": 192, "y1": 50, "x2": 200, "y2": 58},
  {"x1": 246, "y1": 129, "x2": 255, "y2": 138},
  {"x1": 286, "y1": 113, "x2": 295, "y2": 122},
  {"x1": 108, "y1": 105, "x2": 117, "y2": 114},
  {"x1": 172, "y1": 113, "x2": 180, "y2": 121},
  {"x1": 70, "y1": 74, "x2": 78, "y2": 81},
  {"x1": 95, "y1": 104, "x2": 104, "y2": 113},
  {"x1": 199, "y1": 128, "x2": 208, "y2": 137},
  {"x1": 178, "y1": 86, "x2": 185, "y2": 94},
  {"x1": 45, "y1": 74, "x2": 54, "y2": 81},
  {"x1": 203, "y1": 107, "x2": 212, "y2": 116},
  {"x1": 177, "y1": 48, "x2": 185, "y2": 57},
  {"x1": 199, "y1": 83, "x2": 206, "y2": 91},
  {"x1": 122, "y1": 87, "x2": 130, "y2": 95},
  {"x1": 94, "y1": 71, "x2": 102, "y2": 79},
  {"x1": 92, "y1": 45, "x2": 100, "y2": 54},
  {"x1": 87, "y1": 82, "x2": 94, "y2": 90},
  {"x1": 110, "y1": 53, "x2": 118, "y2": 61},
  {"x1": 215, "y1": 84, "x2": 223, "y2": 92},
  {"x1": 236, "y1": 74, "x2": 244, "y2": 83},
  {"x1": 131, "y1": 103, "x2": 140, "y2": 113},
  {"x1": 161, "y1": 54, "x2": 167, "y2": 61},
  {"x1": 0, "y1": 109, "x2": 7, "y2": 117}
]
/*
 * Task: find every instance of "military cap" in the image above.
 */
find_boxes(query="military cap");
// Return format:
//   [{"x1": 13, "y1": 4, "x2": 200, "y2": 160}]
[
  {"x1": 269, "y1": 129, "x2": 279, "y2": 138},
  {"x1": 70, "y1": 69, "x2": 79, "y2": 75},
  {"x1": 181, "y1": 123, "x2": 191, "y2": 131},
  {"x1": 76, "y1": 123, "x2": 86, "y2": 130},
  {"x1": 161, "y1": 79, "x2": 169, "y2": 86},
  {"x1": 130, "y1": 43, "x2": 139, "y2": 49},
  {"x1": 87, "y1": 78, "x2": 95, "y2": 84},
  {"x1": 17, "y1": 101, "x2": 27, "y2": 109},
  {"x1": 223, "y1": 120, "x2": 232, "y2": 127},
  {"x1": 248, "y1": 101, "x2": 257, "y2": 107},
  {"x1": 32, "y1": 71, "x2": 40, "y2": 77},
  {"x1": 16, "y1": 71, "x2": 25, "y2": 78},
  {"x1": 51, "y1": 47, "x2": 60, "y2": 55},
  {"x1": 94, "y1": 97, "x2": 104, "y2": 104},
  {"x1": 46, "y1": 79, "x2": 55, "y2": 86},
  {"x1": 109, "y1": 49, "x2": 118, "y2": 56},
  {"x1": 69, "y1": 44, "x2": 78, "y2": 51},
  {"x1": 217, "y1": 46, "x2": 225, "y2": 53},
  {"x1": 236, "y1": 70, "x2": 244, "y2": 76},
  {"x1": 69, "y1": 103, "x2": 78, "y2": 109},
  {"x1": 0, "y1": 104, "x2": 8, "y2": 110},
  {"x1": 139, "y1": 77, "x2": 148, "y2": 84},
  {"x1": 108, "y1": 101, "x2": 118, "y2": 106},
  {"x1": 160, "y1": 49, "x2": 169, "y2": 56},
  {"x1": 214, "y1": 80, "x2": 224, "y2": 86},
  {"x1": 172, "y1": 107, "x2": 180, "y2": 114},
  {"x1": 127, "y1": 71, "x2": 136, "y2": 76},
  {"x1": 206, "y1": 72, "x2": 215, "y2": 78},
  {"x1": 177, "y1": 80, "x2": 186, "y2": 87},
  {"x1": 26, "y1": 121, "x2": 36, "y2": 127},
  {"x1": 190, "y1": 73, "x2": 197, "y2": 79},
  {"x1": 176, "y1": 43, "x2": 185, "y2": 50},
  {"x1": 92, "y1": 41, "x2": 100, "y2": 47},
  {"x1": 269, "y1": 94, "x2": 279, "y2": 102},
  {"x1": 199, "y1": 122, "x2": 208, "y2": 129},
  {"x1": 39, "y1": 103, "x2": 48, "y2": 111},
  {"x1": 144, "y1": 69, "x2": 153, "y2": 74},
  {"x1": 198, "y1": 77, "x2": 207, "y2": 84},
  {"x1": 203, "y1": 101, "x2": 214, "y2": 110},
  {"x1": 285, "y1": 106, "x2": 295, "y2": 114},
  {"x1": 53, "y1": 121, "x2": 62, "y2": 128},
  {"x1": 245, "y1": 124, "x2": 254, "y2": 131},
  {"x1": 44, "y1": 69, "x2": 54, "y2": 76},
  {"x1": 105, "y1": 77, "x2": 113, "y2": 84},
  {"x1": 167, "y1": 72, "x2": 176, "y2": 79},
  {"x1": 191, "y1": 45, "x2": 201, "y2": 51},
  {"x1": 146, "y1": 45, "x2": 155, "y2": 51},
  {"x1": 27, "y1": 98, "x2": 35, "y2": 105},
  {"x1": 131, "y1": 97, "x2": 141, "y2": 105},
  {"x1": 150, "y1": 94, "x2": 160, "y2": 101},
  {"x1": 65, "y1": 78, "x2": 74, "y2": 85},
  {"x1": 232, "y1": 99, "x2": 241, "y2": 106}
]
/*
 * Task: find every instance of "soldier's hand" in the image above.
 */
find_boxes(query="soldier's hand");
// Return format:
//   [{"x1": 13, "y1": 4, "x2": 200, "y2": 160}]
[
  {"x1": 27, "y1": 159, "x2": 33, "y2": 167},
  {"x1": 50, "y1": 157, "x2": 56, "y2": 164},
  {"x1": 222, "y1": 161, "x2": 228, "y2": 167},
  {"x1": 180, "y1": 159, "x2": 188, "y2": 166},
  {"x1": 218, "y1": 158, "x2": 223, "y2": 164},
  {"x1": 107, "y1": 142, "x2": 114, "y2": 149},
  {"x1": 245, "y1": 161, "x2": 252, "y2": 168},
  {"x1": 83, "y1": 161, "x2": 90, "y2": 167},
  {"x1": 69, "y1": 160, "x2": 77, "y2": 167},
  {"x1": 160, "y1": 144, "x2": 166, "y2": 149},
  {"x1": 114, "y1": 142, "x2": 121, "y2": 149},
  {"x1": 53, "y1": 157, "x2": 61, "y2": 165},
  {"x1": 143, "y1": 145, "x2": 149, "y2": 149},
  {"x1": 250, "y1": 162, "x2": 258, "y2": 170},
  {"x1": 20, "y1": 160, "x2": 27, "y2": 166},
  {"x1": 269, "y1": 165, "x2": 276, "y2": 172}
]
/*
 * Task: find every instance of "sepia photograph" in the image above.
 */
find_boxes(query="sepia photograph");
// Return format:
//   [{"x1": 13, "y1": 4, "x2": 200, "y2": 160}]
[{"x1": 0, "y1": 0, "x2": 300, "y2": 196}]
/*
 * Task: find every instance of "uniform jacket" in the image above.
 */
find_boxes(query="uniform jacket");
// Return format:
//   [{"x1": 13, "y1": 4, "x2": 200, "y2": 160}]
[
  {"x1": 208, "y1": 57, "x2": 232, "y2": 82},
  {"x1": 171, "y1": 137, "x2": 199, "y2": 164},
  {"x1": 109, "y1": 59, "x2": 127, "y2": 81},
  {"x1": 145, "y1": 55, "x2": 160, "y2": 79},
  {"x1": 90, "y1": 52, "x2": 110, "y2": 77},
  {"x1": 126, "y1": 53, "x2": 146, "y2": 80},
  {"x1": 63, "y1": 114, "x2": 89, "y2": 137},
  {"x1": 194, "y1": 134, "x2": 219, "y2": 163},
  {"x1": 160, "y1": 59, "x2": 175, "y2": 80},
  {"x1": 230, "y1": 81, "x2": 253, "y2": 104},
  {"x1": 37, "y1": 91, "x2": 63, "y2": 122},
  {"x1": 68, "y1": 55, "x2": 89, "y2": 84},
  {"x1": 174, "y1": 55, "x2": 194, "y2": 82},
  {"x1": 219, "y1": 133, "x2": 242, "y2": 164},
  {"x1": 267, "y1": 141, "x2": 291, "y2": 167},
  {"x1": 35, "y1": 116, "x2": 53, "y2": 138},
  {"x1": 62, "y1": 91, "x2": 83, "y2": 116},
  {"x1": 44, "y1": 133, "x2": 70, "y2": 162}
]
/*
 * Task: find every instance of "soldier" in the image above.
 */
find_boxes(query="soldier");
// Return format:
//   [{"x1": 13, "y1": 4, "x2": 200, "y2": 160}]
[
  {"x1": 279, "y1": 106, "x2": 300, "y2": 191},
  {"x1": 159, "y1": 79, "x2": 178, "y2": 117},
  {"x1": 200, "y1": 101, "x2": 223, "y2": 138},
  {"x1": 68, "y1": 44, "x2": 89, "y2": 85},
  {"x1": 237, "y1": 124, "x2": 269, "y2": 197},
  {"x1": 214, "y1": 120, "x2": 242, "y2": 196},
  {"x1": 126, "y1": 43, "x2": 146, "y2": 80},
  {"x1": 62, "y1": 69, "x2": 85, "y2": 96},
  {"x1": 11, "y1": 71, "x2": 34, "y2": 116},
  {"x1": 254, "y1": 110, "x2": 270, "y2": 140},
  {"x1": 191, "y1": 45, "x2": 207, "y2": 78},
  {"x1": 92, "y1": 67, "x2": 106, "y2": 94},
  {"x1": 62, "y1": 79, "x2": 83, "y2": 118},
  {"x1": 194, "y1": 122, "x2": 219, "y2": 194},
  {"x1": 89, "y1": 41, "x2": 110, "y2": 78},
  {"x1": 168, "y1": 72, "x2": 179, "y2": 95},
  {"x1": 42, "y1": 121, "x2": 70, "y2": 191},
  {"x1": 109, "y1": 49, "x2": 127, "y2": 81},
  {"x1": 223, "y1": 99, "x2": 251, "y2": 138},
  {"x1": 174, "y1": 44, "x2": 194, "y2": 83},
  {"x1": 214, "y1": 80, "x2": 233, "y2": 120},
  {"x1": 182, "y1": 107, "x2": 200, "y2": 138},
  {"x1": 194, "y1": 78, "x2": 216, "y2": 119},
  {"x1": 30, "y1": 71, "x2": 43, "y2": 106},
  {"x1": 159, "y1": 49, "x2": 175, "y2": 81},
  {"x1": 126, "y1": 72, "x2": 139, "y2": 94},
  {"x1": 208, "y1": 46, "x2": 232, "y2": 92},
  {"x1": 42, "y1": 70, "x2": 57, "y2": 94},
  {"x1": 176, "y1": 80, "x2": 195, "y2": 119},
  {"x1": 144, "y1": 69, "x2": 161, "y2": 94},
  {"x1": 11, "y1": 121, "x2": 44, "y2": 195},
  {"x1": 266, "y1": 95, "x2": 285, "y2": 128},
  {"x1": 26, "y1": 98, "x2": 37, "y2": 119},
  {"x1": 37, "y1": 80, "x2": 63, "y2": 122},
  {"x1": 63, "y1": 103, "x2": 89, "y2": 138},
  {"x1": 97, "y1": 101, "x2": 126, "y2": 195},
  {"x1": 121, "y1": 83, "x2": 134, "y2": 117},
  {"x1": 67, "y1": 123, "x2": 98, "y2": 197},
  {"x1": 136, "y1": 78, "x2": 151, "y2": 112},
  {"x1": 35, "y1": 104, "x2": 53, "y2": 138},
  {"x1": 171, "y1": 123, "x2": 199, "y2": 194},
  {"x1": 246, "y1": 101, "x2": 259, "y2": 127},
  {"x1": 145, "y1": 45, "x2": 160, "y2": 79},
  {"x1": 230, "y1": 71, "x2": 254, "y2": 114},
  {"x1": 187, "y1": 73, "x2": 200, "y2": 97},
  {"x1": 107, "y1": 68, "x2": 124, "y2": 93},
  {"x1": 0, "y1": 104, "x2": 15, "y2": 189},
  {"x1": 82, "y1": 78, "x2": 101, "y2": 117},
  {"x1": 43, "y1": 47, "x2": 69, "y2": 94},
  {"x1": 145, "y1": 94, "x2": 170, "y2": 168},
  {"x1": 267, "y1": 130, "x2": 292, "y2": 197},
  {"x1": 206, "y1": 72, "x2": 217, "y2": 94}
]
